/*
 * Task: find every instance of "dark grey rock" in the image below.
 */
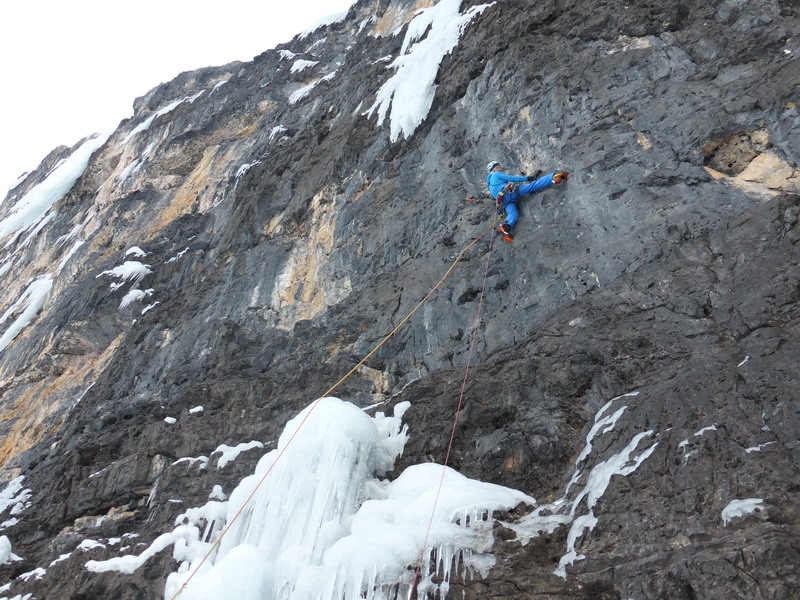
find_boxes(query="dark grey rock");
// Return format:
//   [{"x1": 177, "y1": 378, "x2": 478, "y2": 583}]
[{"x1": 0, "y1": 0, "x2": 798, "y2": 598}]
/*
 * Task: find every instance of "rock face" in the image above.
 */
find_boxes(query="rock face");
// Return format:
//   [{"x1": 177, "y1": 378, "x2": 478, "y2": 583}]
[{"x1": 0, "y1": 0, "x2": 798, "y2": 598}]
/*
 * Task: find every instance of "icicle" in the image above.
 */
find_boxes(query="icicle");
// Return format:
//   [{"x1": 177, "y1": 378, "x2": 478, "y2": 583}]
[{"x1": 150, "y1": 398, "x2": 534, "y2": 599}]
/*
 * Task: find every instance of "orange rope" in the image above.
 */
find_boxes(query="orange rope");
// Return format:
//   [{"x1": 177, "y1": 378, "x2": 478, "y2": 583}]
[{"x1": 170, "y1": 221, "x2": 497, "y2": 599}]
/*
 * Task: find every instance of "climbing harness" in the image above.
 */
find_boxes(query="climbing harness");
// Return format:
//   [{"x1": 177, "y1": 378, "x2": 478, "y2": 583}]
[
  {"x1": 495, "y1": 181, "x2": 518, "y2": 205},
  {"x1": 494, "y1": 182, "x2": 518, "y2": 216}
]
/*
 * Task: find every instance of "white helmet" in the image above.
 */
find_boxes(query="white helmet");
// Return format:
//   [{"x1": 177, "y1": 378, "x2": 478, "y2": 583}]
[{"x1": 486, "y1": 161, "x2": 500, "y2": 173}]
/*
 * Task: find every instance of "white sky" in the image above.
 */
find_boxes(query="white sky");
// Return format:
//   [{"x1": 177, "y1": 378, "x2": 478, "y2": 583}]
[{"x1": 0, "y1": 0, "x2": 356, "y2": 196}]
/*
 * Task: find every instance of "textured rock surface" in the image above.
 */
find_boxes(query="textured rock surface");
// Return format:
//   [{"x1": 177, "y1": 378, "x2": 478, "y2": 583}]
[{"x1": 0, "y1": 0, "x2": 798, "y2": 598}]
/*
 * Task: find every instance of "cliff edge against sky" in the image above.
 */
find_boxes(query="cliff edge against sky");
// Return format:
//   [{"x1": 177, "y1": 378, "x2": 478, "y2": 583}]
[{"x1": 0, "y1": 0, "x2": 799, "y2": 598}]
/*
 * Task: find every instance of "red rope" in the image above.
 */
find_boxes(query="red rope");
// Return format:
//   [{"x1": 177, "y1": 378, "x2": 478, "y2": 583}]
[{"x1": 409, "y1": 216, "x2": 498, "y2": 598}]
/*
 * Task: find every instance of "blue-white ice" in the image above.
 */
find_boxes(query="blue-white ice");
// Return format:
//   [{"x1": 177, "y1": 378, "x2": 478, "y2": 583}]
[
  {"x1": 505, "y1": 391, "x2": 659, "y2": 579},
  {"x1": 0, "y1": 134, "x2": 108, "y2": 242},
  {"x1": 722, "y1": 498, "x2": 765, "y2": 526},
  {"x1": 0, "y1": 277, "x2": 54, "y2": 353},
  {"x1": 367, "y1": 0, "x2": 493, "y2": 142},
  {"x1": 86, "y1": 397, "x2": 534, "y2": 599}
]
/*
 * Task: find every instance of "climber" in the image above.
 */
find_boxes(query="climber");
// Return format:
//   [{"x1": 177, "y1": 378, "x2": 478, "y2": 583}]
[{"x1": 486, "y1": 161, "x2": 569, "y2": 242}]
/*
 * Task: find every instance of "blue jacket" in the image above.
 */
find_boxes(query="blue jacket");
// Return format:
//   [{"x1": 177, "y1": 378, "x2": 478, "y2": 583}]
[{"x1": 486, "y1": 171, "x2": 529, "y2": 199}]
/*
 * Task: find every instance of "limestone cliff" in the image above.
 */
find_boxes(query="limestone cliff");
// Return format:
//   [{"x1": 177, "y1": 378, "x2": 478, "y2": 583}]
[{"x1": 0, "y1": 0, "x2": 798, "y2": 598}]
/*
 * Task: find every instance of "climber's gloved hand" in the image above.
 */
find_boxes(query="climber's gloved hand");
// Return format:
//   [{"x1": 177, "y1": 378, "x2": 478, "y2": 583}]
[
  {"x1": 553, "y1": 172, "x2": 570, "y2": 184},
  {"x1": 526, "y1": 175, "x2": 536, "y2": 181}
]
